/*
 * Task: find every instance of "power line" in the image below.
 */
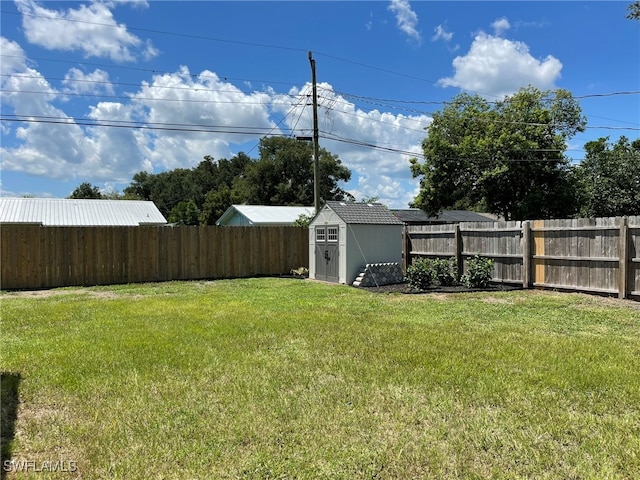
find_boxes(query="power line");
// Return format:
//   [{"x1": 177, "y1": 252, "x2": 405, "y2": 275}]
[
  {"x1": 336, "y1": 89, "x2": 640, "y2": 106},
  {"x1": 0, "y1": 114, "x2": 298, "y2": 136},
  {"x1": 1, "y1": 73, "x2": 268, "y2": 96},
  {"x1": 243, "y1": 98, "x2": 307, "y2": 156},
  {"x1": 0, "y1": 9, "x2": 306, "y2": 54},
  {"x1": 0, "y1": 88, "x2": 297, "y2": 107},
  {"x1": 3, "y1": 85, "x2": 635, "y2": 133},
  {"x1": 3, "y1": 88, "x2": 638, "y2": 134},
  {"x1": 7, "y1": 7, "x2": 638, "y2": 105},
  {"x1": 2, "y1": 49, "x2": 638, "y2": 129},
  {"x1": 4, "y1": 55, "x2": 638, "y2": 108},
  {"x1": 2, "y1": 114, "x2": 636, "y2": 166},
  {"x1": 2, "y1": 6, "x2": 638, "y2": 157},
  {"x1": 0, "y1": 54, "x2": 303, "y2": 91}
]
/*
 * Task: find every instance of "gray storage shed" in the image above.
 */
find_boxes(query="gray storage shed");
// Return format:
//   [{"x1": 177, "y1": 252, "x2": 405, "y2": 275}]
[{"x1": 309, "y1": 201, "x2": 403, "y2": 285}]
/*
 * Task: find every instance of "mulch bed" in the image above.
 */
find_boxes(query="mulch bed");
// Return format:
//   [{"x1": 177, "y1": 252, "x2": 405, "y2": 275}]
[{"x1": 356, "y1": 282, "x2": 523, "y2": 295}]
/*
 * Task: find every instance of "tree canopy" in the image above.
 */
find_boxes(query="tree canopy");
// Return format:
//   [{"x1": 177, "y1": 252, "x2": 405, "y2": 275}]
[
  {"x1": 117, "y1": 136, "x2": 352, "y2": 224},
  {"x1": 233, "y1": 136, "x2": 352, "y2": 206},
  {"x1": 68, "y1": 182, "x2": 103, "y2": 199},
  {"x1": 410, "y1": 87, "x2": 586, "y2": 221},
  {"x1": 575, "y1": 136, "x2": 640, "y2": 217}
]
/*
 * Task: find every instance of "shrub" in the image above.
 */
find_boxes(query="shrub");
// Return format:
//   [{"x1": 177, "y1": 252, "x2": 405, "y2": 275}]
[
  {"x1": 405, "y1": 258, "x2": 436, "y2": 290},
  {"x1": 431, "y1": 258, "x2": 458, "y2": 286},
  {"x1": 461, "y1": 255, "x2": 494, "y2": 288},
  {"x1": 293, "y1": 213, "x2": 313, "y2": 227}
]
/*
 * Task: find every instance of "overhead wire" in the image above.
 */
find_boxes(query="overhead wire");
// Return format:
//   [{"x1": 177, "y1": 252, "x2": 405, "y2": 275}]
[
  {"x1": 0, "y1": 55, "x2": 305, "y2": 91},
  {"x1": 4, "y1": 8, "x2": 639, "y2": 104},
  {"x1": 0, "y1": 9, "x2": 307, "y2": 54},
  {"x1": 1, "y1": 6, "x2": 638, "y2": 168},
  {"x1": 4, "y1": 57, "x2": 638, "y2": 111},
  {"x1": 0, "y1": 114, "x2": 297, "y2": 136},
  {"x1": 3, "y1": 82, "x2": 636, "y2": 132}
]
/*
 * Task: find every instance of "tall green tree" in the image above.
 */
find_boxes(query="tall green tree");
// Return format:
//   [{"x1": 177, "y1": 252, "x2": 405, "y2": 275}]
[
  {"x1": 124, "y1": 154, "x2": 252, "y2": 219},
  {"x1": 628, "y1": 1, "x2": 640, "y2": 19},
  {"x1": 199, "y1": 185, "x2": 244, "y2": 226},
  {"x1": 123, "y1": 137, "x2": 352, "y2": 224},
  {"x1": 68, "y1": 182, "x2": 103, "y2": 199},
  {"x1": 168, "y1": 199, "x2": 200, "y2": 226},
  {"x1": 575, "y1": 136, "x2": 640, "y2": 217},
  {"x1": 235, "y1": 136, "x2": 352, "y2": 206},
  {"x1": 410, "y1": 87, "x2": 586, "y2": 220}
]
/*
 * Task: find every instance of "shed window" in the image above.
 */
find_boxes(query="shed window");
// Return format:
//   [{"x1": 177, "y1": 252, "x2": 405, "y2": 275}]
[
  {"x1": 316, "y1": 228, "x2": 326, "y2": 241},
  {"x1": 327, "y1": 227, "x2": 338, "y2": 242}
]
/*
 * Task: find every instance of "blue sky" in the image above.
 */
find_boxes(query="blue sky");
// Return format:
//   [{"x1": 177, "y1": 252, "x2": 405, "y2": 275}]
[{"x1": 1, "y1": 1, "x2": 638, "y2": 208}]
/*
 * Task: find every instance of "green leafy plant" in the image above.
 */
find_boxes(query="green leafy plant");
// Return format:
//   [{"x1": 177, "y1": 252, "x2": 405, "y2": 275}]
[
  {"x1": 293, "y1": 213, "x2": 313, "y2": 227},
  {"x1": 431, "y1": 257, "x2": 458, "y2": 286},
  {"x1": 405, "y1": 258, "x2": 436, "y2": 290},
  {"x1": 461, "y1": 255, "x2": 495, "y2": 288}
]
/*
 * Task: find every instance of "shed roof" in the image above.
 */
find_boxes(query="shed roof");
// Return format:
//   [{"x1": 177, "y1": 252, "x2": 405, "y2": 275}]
[
  {"x1": 0, "y1": 198, "x2": 167, "y2": 226},
  {"x1": 392, "y1": 208, "x2": 497, "y2": 223},
  {"x1": 216, "y1": 205, "x2": 314, "y2": 226},
  {"x1": 322, "y1": 201, "x2": 403, "y2": 225}
]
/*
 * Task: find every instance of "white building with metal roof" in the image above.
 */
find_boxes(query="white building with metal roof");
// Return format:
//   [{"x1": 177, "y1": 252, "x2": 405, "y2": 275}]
[
  {"x1": 216, "y1": 205, "x2": 314, "y2": 226},
  {"x1": 0, "y1": 198, "x2": 167, "y2": 226}
]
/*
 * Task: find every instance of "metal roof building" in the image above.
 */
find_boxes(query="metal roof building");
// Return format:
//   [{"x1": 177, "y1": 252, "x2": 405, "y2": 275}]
[
  {"x1": 392, "y1": 208, "x2": 498, "y2": 225},
  {"x1": 216, "y1": 205, "x2": 314, "y2": 226},
  {"x1": 0, "y1": 198, "x2": 167, "y2": 226}
]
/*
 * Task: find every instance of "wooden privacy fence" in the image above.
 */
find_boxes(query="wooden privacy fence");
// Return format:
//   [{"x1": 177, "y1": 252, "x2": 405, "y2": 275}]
[
  {"x1": 1, "y1": 225, "x2": 309, "y2": 290},
  {"x1": 404, "y1": 215, "x2": 640, "y2": 299}
]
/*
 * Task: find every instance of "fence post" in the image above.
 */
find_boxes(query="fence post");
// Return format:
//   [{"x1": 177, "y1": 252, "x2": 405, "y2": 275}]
[
  {"x1": 454, "y1": 224, "x2": 463, "y2": 280},
  {"x1": 619, "y1": 216, "x2": 629, "y2": 299},
  {"x1": 522, "y1": 221, "x2": 532, "y2": 289}
]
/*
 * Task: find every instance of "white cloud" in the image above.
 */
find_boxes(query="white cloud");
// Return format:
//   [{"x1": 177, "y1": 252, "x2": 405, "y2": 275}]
[
  {"x1": 491, "y1": 17, "x2": 511, "y2": 36},
  {"x1": 0, "y1": 38, "x2": 106, "y2": 179},
  {"x1": 272, "y1": 83, "x2": 430, "y2": 207},
  {"x1": 432, "y1": 25, "x2": 453, "y2": 42},
  {"x1": 387, "y1": 0, "x2": 422, "y2": 44},
  {"x1": 103, "y1": 0, "x2": 149, "y2": 8},
  {"x1": 15, "y1": 0, "x2": 157, "y2": 62},
  {"x1": 0, "y1": 37, "x2": 29, "y2": 74},
  {"x1": 365, "y1": 11, "x2": 374, "y2": 31},
  {"x1": 1, "y1": 43, "x2": 428, "y2": 208},
  {"x1": 0, "y1": 37, "x2": 57, "y2": 109},
  {"x1": 438, "y1": 32, "x2": 562, "y2": 98},
  {"x1": 130, "y1": 66, "x2": 277, "y2": 171},
  {"x1": 62, "y1": 68, "x2": 115, "y2": 95}
]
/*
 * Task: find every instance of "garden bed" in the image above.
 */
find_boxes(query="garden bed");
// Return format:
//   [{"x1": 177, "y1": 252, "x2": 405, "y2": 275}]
[{"x1": 357, "y1": 281, "x2": 523, "y2": 294}]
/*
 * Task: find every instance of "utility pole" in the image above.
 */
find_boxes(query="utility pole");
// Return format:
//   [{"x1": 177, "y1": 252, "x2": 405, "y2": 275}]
[{"x1": 308, "y1": 51, "x2": 320, "y2": 214}]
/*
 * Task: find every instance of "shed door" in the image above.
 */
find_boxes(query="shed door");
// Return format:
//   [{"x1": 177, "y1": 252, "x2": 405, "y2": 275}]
[{"x1": 315, "y1": 226, "x2": 339, "y2": 282}]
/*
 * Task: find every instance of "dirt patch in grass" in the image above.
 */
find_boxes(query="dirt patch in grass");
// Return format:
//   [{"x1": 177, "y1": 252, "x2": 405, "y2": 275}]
[{"x1": 2, "y1": 289, "x2": 141, "y2": 300}]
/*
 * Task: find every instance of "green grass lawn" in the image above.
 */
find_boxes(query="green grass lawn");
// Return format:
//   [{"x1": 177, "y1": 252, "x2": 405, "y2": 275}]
[{"x1": 1, "y1": 278, "x2": 639, "y2": 479}]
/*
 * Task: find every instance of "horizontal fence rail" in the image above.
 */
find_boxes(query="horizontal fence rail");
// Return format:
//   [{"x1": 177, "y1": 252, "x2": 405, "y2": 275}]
[
  {"x1": 404, "y1": 216, "x2": 640, "y2": 300},
  {"x1": 1, "y1": 225, "x2": 309, "y2": 290}
]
